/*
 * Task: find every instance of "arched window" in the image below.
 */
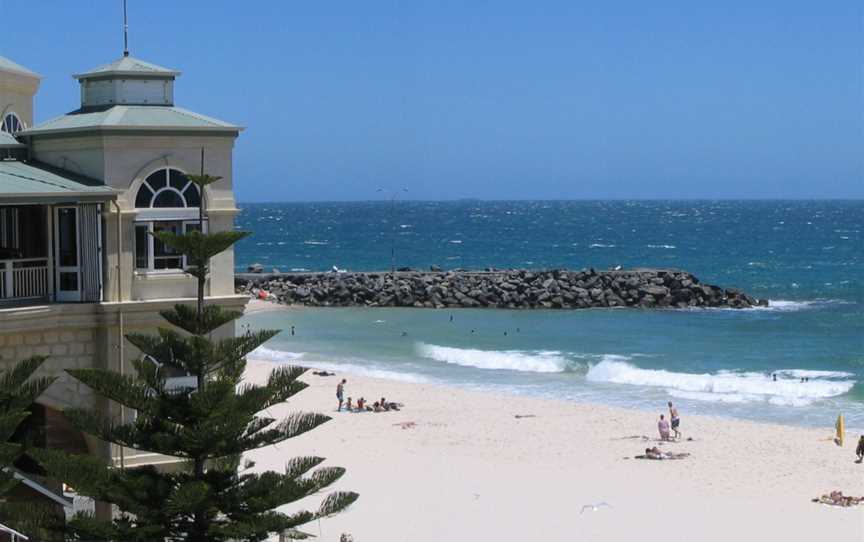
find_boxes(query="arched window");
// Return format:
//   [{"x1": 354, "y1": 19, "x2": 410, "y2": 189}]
[
  {"x1": 135, "y1": 168, "x2": 201, "y2": 209},
  {"x1": 1, "y1": 113, "x2": 25, "y2": 134},
  {"x1": 134, "y1": 168, "x2": 205, "y2": 271}
]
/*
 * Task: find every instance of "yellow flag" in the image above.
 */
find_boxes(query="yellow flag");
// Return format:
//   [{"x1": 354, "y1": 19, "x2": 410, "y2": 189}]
[{"x1": 835, "y1": 414, "x2": 845, "y2": 447}]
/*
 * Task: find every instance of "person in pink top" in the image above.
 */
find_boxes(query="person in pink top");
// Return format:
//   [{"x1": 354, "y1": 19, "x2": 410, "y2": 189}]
[{"x1": 658, "y1": 414, "x2": 671, "y2": 441}]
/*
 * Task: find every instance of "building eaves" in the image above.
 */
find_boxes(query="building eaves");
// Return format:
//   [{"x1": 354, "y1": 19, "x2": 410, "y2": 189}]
[
  {"x1": 72, "y1": 55, "x2": 180, "y2": 79},
  {"x1": 0, "y1": 55, "x2": 41, "y2": 78},
  {"x1": 0, "y1": 132, "x2": 25, "y2": 148},
  {"x1": 21, "y1": 105, "x2": 242, "y2": 136},
  {"x1": 0, "y1": 160, "x2": 116, "y2": 201},
  {"x1": 9, "y1": 468, "x2": 73, "y2": 509}
]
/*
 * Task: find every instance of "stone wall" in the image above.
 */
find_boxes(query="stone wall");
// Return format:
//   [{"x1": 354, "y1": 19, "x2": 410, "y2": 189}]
[
  {"x1": 0, "y1": 328, "x2": 98, "y2": 411},
  {"x1": 237, "y1": 268, "x2": 767, "y2": 310}
]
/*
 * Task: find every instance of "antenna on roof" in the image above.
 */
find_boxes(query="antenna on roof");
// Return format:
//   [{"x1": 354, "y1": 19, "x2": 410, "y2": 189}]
[{"x1": 122, "y1": 0, "x2": 130, "y2": 57}]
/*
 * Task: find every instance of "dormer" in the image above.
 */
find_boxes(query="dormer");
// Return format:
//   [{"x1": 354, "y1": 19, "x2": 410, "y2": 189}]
[
  {"x1": 73, "y1": 55, "x2": 179, "y2": 109},
  {"x1": 0, "y1": 55, "x2": 41, "y2": 130}
]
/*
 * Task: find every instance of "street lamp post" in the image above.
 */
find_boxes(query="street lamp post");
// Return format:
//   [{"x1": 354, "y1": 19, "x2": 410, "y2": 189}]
[{"x1": 377, "y1": 187, "x2": 408, "y2": 273}]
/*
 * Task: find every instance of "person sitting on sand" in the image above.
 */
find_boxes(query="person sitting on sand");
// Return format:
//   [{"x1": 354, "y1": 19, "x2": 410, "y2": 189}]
[
  {"x1": 658, "y1": 414, "x2": 671, "y2": 441},
  {"x1": 814, "y1": 491, "x2": 864, "y2": 507},
  {"x1": 637, "y1": 446, "x2": 690, "y2": 460},
  {"x1": 856, "y1": 435, "x2": 864, "y2": 463},
  {"x1": 345, "y1": 397, "x2": 353, "y2": 411},
  {"x1": 379, "y1": 397, "x2": 389, "y2": 411},
  {"x1": 645, "y1": 447, "x2": 663, "y2": 460},
  {"x1": 373, "y1": 401, "x2": 383, "y2": 412},
  {"x1": 356, "y1": 397, "x2": 366, "y2": 411}
]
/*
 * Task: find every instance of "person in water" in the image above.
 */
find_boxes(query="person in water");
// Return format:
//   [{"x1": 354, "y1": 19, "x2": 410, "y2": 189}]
[
  {"x1": 658, "y1": 414, "x2": 671, "y2": 441},
  {"x1": 856, "y1": 435, "x2": 864, "y2": 463},
  {"x1": 336, "y1": 379, "x2": 346, "y2": 412},
  {"x1": 668, "y1": 401, "x2": 681, "y2": 440}
]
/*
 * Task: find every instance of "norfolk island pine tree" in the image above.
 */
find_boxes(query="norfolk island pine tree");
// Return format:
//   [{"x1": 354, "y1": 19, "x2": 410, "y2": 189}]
[
  {"x1": 0, "y1": 356, "x2": 61, "y2": 538},
  {"x1": 34, "y1": 172, "x2": 358, "y2": 541}
]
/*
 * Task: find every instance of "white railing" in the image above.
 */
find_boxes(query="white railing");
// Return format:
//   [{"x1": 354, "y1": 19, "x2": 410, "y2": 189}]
[{"x1": 0, "y1": 258, "x2": 49, "y2": 300}]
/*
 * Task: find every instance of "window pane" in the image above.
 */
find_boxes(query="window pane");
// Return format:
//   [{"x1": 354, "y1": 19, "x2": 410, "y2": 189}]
[
  {"x1": 59, "y1": 272, "x2": 78, "y2": 291},
  {"x1": 169, "y1": 170, "x2": 189, "y2": 191},
  {"x1": 57, "y1": 208, "x2": 78, "y2": 267},
  {"x1": 135, "y1": 224, "x2": 149, "y2": 269},
  {"x1": 135, "y1": 184, "x2": 154, "y2": 208},
  {"x1": 183, "y1": 184, "x2": 201, "y2": 207},
  {"x1": 153, "y1": 190, "x2": 185, "y2": 208},
  {"x1": 146, "y1": 169, "x2": 167, "y2": 190},
  {"x1": 153, "y1": 221, "x2": 180, "y2": 257},
  {"x1": 184, "y1": 222, "x2": 202, "y2": 233},
  {"x1": 154, "y1": 257, "x2": 182, "y2": 270}
]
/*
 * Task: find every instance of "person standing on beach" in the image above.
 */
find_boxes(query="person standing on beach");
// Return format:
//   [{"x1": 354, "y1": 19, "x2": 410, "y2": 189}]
[
  {"x1": 856, "y1": 435, "x2": 864, "y2": 463},
  {"x1": 668, "y1": 401, "x2": 681, "y2": 440},
  {"x1": 658, "y1": 414, "x2": 671, "y2": 441},
  {"x1": 336, "y1": 379, "x2": 346, "y2": 411}
]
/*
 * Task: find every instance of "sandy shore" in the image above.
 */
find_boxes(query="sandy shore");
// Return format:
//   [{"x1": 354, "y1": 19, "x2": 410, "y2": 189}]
[
  {"x1": 242, "y1": 359, "x2": 864, "y2": 542},
  {"x1": 243, "y1": 297, "x2": 295, "y2": 314}
]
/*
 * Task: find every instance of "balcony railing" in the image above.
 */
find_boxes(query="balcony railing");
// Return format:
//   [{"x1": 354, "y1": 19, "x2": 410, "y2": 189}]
[{"x1": 0, "y1": 258, "x2": 50, "y2": 300}]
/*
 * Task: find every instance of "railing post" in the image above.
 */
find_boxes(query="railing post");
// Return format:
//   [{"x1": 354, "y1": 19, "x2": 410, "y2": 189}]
[{"x1": 3, "y1": 261, "x2": 11, "y2": 299}]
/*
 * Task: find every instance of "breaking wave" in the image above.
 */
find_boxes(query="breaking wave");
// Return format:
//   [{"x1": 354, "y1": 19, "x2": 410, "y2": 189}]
[
  {"x1": 416, "y1": 343, "x2": 575, "y2": 373},
  {"x1": 756, "y1": 299, "x2": 852, "y2": 312},
  {"x1": 249, "y1": 346, "x2": 430, "y2": 383},
  {"x1": 249, "y1": 346, "x2": 306, "y2": 362},
  {"x1": 585, "y1": 359, "x2": 855, "y2": 407}
]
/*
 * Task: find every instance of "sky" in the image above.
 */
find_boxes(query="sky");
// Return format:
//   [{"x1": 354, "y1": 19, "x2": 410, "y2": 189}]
[{"x1": 0, "y1": 1, "x2": 861, "y2": 201}]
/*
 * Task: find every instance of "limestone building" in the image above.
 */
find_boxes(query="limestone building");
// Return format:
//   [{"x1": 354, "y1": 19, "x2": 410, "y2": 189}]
[{"x1": 0, "y1": 50, "x2": 246, "y2": 479}]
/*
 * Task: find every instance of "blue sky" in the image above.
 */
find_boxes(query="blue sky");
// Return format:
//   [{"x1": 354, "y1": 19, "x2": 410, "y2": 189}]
[{"x1": 1, "y1": 1, "x2": 861, "y2": 201}]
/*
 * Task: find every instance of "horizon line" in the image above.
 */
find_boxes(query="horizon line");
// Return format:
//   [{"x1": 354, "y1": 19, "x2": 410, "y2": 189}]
[{"x1": 236, "y1": 197, "x2": 864, "y2": 205}]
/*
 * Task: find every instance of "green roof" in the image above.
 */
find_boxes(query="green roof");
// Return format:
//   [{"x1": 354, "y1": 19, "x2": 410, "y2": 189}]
[
  {"x1": 0, "y1": 160, "x2": 115, "y2": 201},
  {"x1": 0, "y1": 55, "x2": 39, "y2": 78},
  {"x1": 0, "y1": 132, "x2": 24, "y2": 148},
  {"x1": 73, "y1": 55, "x2": 179, "y2": 79},
  {"x1": 23, "y1": 105, "x2": 241, "y2": 135}
]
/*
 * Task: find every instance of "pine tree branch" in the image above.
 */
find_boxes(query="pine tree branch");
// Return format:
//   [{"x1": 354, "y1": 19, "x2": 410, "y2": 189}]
[
  {"x1": 66, "y1": 369, "x2": 154, "y2": 412},
  {"x1": 229, "y1": 412, "x2": 331, "y2": 455},
  {"x1": 317, "y1": 491, "x2": 360, "y2": 518},
  {"x1": 161, "y1": 304, "x2": 243, "y2": 336},
  {"x1": 0, "y1": 356, "x2": 57, "y2": 411}
]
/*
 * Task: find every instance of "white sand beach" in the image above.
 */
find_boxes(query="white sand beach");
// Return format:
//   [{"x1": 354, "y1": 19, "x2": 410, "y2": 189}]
[{"x1": 243, "y1": 357, "x2": 864, "y2": 542}]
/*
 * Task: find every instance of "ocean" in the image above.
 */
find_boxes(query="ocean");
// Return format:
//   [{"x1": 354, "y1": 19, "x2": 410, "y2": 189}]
[{"x1": 235, "y1": 201, "x2": 863, "y2": 430}]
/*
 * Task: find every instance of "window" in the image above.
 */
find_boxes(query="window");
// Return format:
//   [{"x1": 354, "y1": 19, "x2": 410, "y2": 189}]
[
  {"x1": 1, "y1": 113, "x2": 24, "y2": 134},
  {"x1": 134, "y1": 167, "x2": 205, "y2": 271},
  {"x1": 135, "y1": 168, "x2": 200, "y2": 209},
  {"x1": 134, "y1": 221, "x2": 203, "y2": 271}
]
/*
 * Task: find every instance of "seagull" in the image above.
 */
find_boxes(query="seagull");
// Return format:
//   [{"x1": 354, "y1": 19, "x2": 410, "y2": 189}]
[{"x1": 580, "y1": 502, "x2": 613, "y2": 514}]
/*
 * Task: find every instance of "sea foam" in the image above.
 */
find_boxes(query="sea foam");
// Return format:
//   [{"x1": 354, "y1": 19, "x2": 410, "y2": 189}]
[
  {"x1": 585, "y1": 358, "x2": 855, "y2": 407},
  {"x1": 250, "y1": 346, "x2": 430, "y2": 384},
  {"x1": 416, "y1": 343, "x2": 572, "y2": 373}
]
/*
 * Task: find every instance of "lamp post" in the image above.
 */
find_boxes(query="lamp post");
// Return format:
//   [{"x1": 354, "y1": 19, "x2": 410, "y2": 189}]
[{"x1": 377, "y1": 187, "x2": 408, "y2": 273}]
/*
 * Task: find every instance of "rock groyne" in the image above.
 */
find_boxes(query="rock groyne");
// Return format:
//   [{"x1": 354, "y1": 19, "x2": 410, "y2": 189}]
[{"x1": 236, "y1": 268, "x2": 767, "y2": 310}]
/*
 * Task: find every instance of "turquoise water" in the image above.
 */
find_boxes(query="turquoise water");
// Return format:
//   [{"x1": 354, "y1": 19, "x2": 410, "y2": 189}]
[{"x1": 236, "y1": 201, "x2": 863, "y2": 430}]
